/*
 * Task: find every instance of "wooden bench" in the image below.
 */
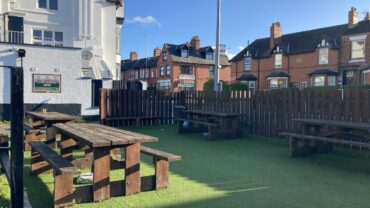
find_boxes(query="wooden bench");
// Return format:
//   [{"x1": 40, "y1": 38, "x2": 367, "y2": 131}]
[
  {"x1": 176, "y1": 118, "x2": 220, "y2": 140},
  {"x1": 105, "y1": 116, "x2": 161, "y2": 126},
  {"x1": 280, "y1": 132, "x2": 370, "y2": 157},
  {"x1": 140, "y1": 146, "x2": 181, "y2": 189},
  {"x1": 30, "y1": 141, "x2": 79, "y2": 208},
  {"x1": 24, "y1": 123, "x2": 47, "y2": 151}
]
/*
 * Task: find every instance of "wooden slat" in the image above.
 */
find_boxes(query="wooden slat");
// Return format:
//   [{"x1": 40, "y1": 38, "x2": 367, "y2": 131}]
[
  {"x1": 293, "y1": 119, "x2": 370, "y2": 130},
  {"x1": 26, "y1": 111, "x2": 78, "y2": 122},
  {"x1": 141, "y1": 146, "x2": 181, "y2": 162},
  {"x1": 53, "y1": 123, "x2": 110, "y2": 147},
  {"x1": 29, "y1": 141, "x2": 79, "y2": 174}
]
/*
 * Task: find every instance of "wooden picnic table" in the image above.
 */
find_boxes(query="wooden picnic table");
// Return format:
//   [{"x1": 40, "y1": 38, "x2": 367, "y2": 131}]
[
  {"x1": 26, "y1": 111, "x2": 78, "y2": 147},
  {"x1": 285, "y1": 118, "x2": 370, "y2": 157},
  {"x1": 52, "y1": 123, "x2": 158, "y2": 202},
  {"x1": 178, "y1": 109, "x2": 242, "y2": 140}
]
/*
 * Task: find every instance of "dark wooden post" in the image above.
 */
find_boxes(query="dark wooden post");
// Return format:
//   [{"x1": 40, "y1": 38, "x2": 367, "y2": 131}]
[
  {"x1": 10, "y1": 67, "x2": 24, "y2": 208},
  {"x1": 100, "y1": 89, "x2": 107, "y2": 124}
]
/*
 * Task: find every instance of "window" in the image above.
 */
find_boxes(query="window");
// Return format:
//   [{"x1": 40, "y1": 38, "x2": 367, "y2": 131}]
[
  {"x1": 160, "y1": 66, "x2": 164, "y2": 77},
  {"x1": 43, "y1": 31, "x2": 53, "y2": 45},
  {"x1": 145, "y1": 69, "x2": 149, "y2": 78},
  {"x1": 166, "y1": 65, "x2": 171, "y2": 76},
  {"x1": 274, "y1": 54, "x2": 282, "y2": 68},
  {"x1": 351, "y1": 40, "x2": 365, "y2": 60},
  {"x1": 33, "y1": 30, "x2": 42, "y2": 45},
  {"x1": 38, "y1": 0, "x2": 47, "y2": 9},
  {"x1": 319, "y1": 48, "x2": 329, "y2": 65},
  {"x1": 328, "y1": 76, "x2": 336, "y2": 86},
  {"x1": 135, "y1": 71, "x2": 139, "y2": 79},
  {"x1": 206, "y1": 52, "x2": 213, "y2": 60},
  {"x1": 299, "y1": 82, "x2": 308, "y2": 90},
  {"x1": 49, "y1": 0, "x2": 58, "y2": 10},
  {"x1": 244, "y1": 57, "x2": 251, "y2": 71},
  {"x1": 163, "y1": 52, "x2": 168, "y2": 61},
  {"x1": 180, "y1": 65, "x2": 193, "y2": 74},
  {"x1": 209, "y1": 66, "x2": 214, "y2": 78},
  {"x1": 55, "y1": 32, "x2": 63, "y2": 47},
  {"x1": 158, "y1": 81, "x2": 171, "y2": 90},
  {"x1": 269, "y1": 78, "x2": 287, "y2": 89},
  {"x1": 345, "y1": 71, "x2": 355, "y2": 85},
  {"x1": 181, "y1": 50, "x2": 189, "y2": 58},
  {"x1": 313, "y1": 76, "x2": 325, "y2": 87}
]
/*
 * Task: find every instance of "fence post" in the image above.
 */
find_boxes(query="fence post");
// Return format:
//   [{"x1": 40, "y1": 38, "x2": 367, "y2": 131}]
[
  {"x1": 10, "y1": 67, "x2": 24, "y2": 208},
  {"x1": 100, "y1": 89, "x2": 107, "y2": 124}
]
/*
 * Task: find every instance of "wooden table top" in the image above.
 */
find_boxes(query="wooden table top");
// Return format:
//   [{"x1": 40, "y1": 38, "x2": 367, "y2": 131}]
[
  {"x1": 26, "y1": 112, "x2": 78, "y2": 122},
  {"x1": 53, "y1": 123, "x2": 158, "y2": 148},
  {"x1": 183, "y1": 110, "x2": 241, "y2": 117},
  {"x1": 293, "y1": 119, "x2": 370, "y2": 130}
]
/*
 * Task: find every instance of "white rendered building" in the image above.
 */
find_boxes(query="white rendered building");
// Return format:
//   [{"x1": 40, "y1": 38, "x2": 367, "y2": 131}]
[{"x1": 0, "y1": 0, "x2": 124, "y2": 119}]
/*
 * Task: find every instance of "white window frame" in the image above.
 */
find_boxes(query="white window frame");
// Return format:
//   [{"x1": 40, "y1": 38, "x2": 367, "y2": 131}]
[
  {"x1": 37, "y1": 0, "x2": 58, "y2": 10},
  {"x1": 181, "y1": 50, "x2": 189, "y2": 58},
  {"x1": 206, "y1": 52, "x2": 213, "y2": 60},
  {"x1": 351, "y1": 40, "x2": 366, "y2": 61},
  {"x1": 313, "y1": 76, "x2": 325, "y2": 87},
  {"x1": 32, "y1": 29, "x2": 64, "y2": 47},
  {"x1": 160, "y1": 66, "x2": 164, "y2": 77},
  {"x1": 274, "y1": 54, "x2": 282, "y2": 69},
  {"x1": 328, "y1": 76, "x2": 336, "y2": 86},
  {"x1": 268, "y1": 77, "x2": 288, "y2": 89},
  {"x1": 244, "y1": 57, "x2": 251, "y2": 71},
  {"x1": 166, "y1": 65, "x2": 171, "y2": 76},
  {"x1": 318, "y1": 47, "x2": 329, "y2": 65},
  {"x1": 163, "y1": 52, "x2": 168, "y2": 61}
]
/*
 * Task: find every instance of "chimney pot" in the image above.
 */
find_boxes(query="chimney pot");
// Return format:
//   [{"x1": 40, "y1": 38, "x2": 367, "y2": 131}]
[
  {"x1": 270, "y1": 22, "x2": 282, "y2": 49},
  {"x1": 190, "y1": 36, "x2": 201, "y2": 50},
  {"x1": 130, "y1": 51, "x2": 138, "y2": 61},
  {"x1": 365, "y1": 12, "x2": 370, "y2": 21},
  {"x1": 153, "y1": 48, "x2": 161, "y2": 57},
  {"x1": 348, "y1": 7, "x2": 359, "y2": 28}
]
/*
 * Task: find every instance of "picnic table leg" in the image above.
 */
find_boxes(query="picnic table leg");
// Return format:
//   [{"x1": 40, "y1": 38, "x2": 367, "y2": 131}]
[
  {"x1": 125, "y1": 143, "x2": 141, "y2": 196},
  {"x1": 93, "y1": 147, "x2": 111, "y2": 202},
  {"x1": 154, "y1": 158, "x2": 169, "y2": 189},
  {"x1": 46, "y1": 125, "x2": 57, "y2": 148},
  {"x1": 24, "y1": 132, "x2": 36, "y2": 151},
  {"x1": 60, "y1": 135, "x2": 77, "y2": 161},
  {"x1": 30, "y1": 147, "x2": 52, "y2": 175},
  {"x1": 54, "y1": 171, "x2": 75, "y2": 207},
  {"x1": 289, "y1": 136, "x2": 298, "y2": 157}
]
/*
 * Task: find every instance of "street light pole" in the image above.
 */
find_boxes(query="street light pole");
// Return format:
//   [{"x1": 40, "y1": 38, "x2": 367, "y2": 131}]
[{"x1": 214, "y1": 0, "x2": 221, "y2": 92}]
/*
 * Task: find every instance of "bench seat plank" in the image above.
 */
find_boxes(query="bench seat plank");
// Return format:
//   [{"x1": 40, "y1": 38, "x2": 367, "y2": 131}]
[
  {"x1": 106, "y1": 116, "x2": 160, "y2": 121},
  {"x1": 280, "y1": 132, "x2": 370, "y2": 148},
  {"x1": 141, "y1": 146, "x2": 181, "y2": 162},
  {"x1": 29, "y1": 141, "x2": 78, "y2": 174},
  {"x1": 176, "y1": 118, "x2": 220, "y2": 127}
]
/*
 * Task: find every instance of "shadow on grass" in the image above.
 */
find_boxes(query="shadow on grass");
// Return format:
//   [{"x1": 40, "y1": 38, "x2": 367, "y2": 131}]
[
  {"x1": 127, "y1": 125, "x2": 370, "y2": 207},
  {"x1": 24, "y1": 156, "x2": 54, "y2": 208}
]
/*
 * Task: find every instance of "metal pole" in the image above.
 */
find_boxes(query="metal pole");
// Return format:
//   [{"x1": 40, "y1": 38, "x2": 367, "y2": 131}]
[
  {"x1": 214, "y1": 0, "x2": 221, "y2": 92},
  {"x1": 10, "y1": 66, "x2": 24, "y2": 208}
]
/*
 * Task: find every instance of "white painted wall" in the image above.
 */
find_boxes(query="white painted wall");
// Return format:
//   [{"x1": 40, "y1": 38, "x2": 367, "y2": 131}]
[
  {"x1": 0, "y1": 43, "x2": 97, "y2": 116},
  {"x1": 1, "y1": 0, "x2": 122, "y2": 80}
]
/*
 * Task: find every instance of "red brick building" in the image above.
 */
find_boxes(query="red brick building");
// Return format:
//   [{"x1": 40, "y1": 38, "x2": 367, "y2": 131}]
[
  {"x1": 231, "y1": 7, "x2": 370, "y2": 90},
  {"x1": 122, "y1": 36, "x2": 232, "y2": 91}
]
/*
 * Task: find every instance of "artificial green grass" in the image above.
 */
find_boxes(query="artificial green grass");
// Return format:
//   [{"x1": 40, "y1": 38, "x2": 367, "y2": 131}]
[{"x1": 1, "y1": 125, "x2": 370, "y2": 207}]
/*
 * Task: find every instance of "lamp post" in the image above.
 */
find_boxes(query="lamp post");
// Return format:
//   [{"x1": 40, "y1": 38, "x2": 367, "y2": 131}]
[
  {"x1": 0, "y1": 48, "x2": 25, "y2": 208},
  {"x1": 214, "y1": 0, "x2": 221, "y2": 92}
]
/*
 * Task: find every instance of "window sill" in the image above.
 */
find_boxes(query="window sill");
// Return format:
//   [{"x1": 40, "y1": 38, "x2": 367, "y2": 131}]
[{"x1": 349, "y1": 59, "x2": 365, "y2": 63}]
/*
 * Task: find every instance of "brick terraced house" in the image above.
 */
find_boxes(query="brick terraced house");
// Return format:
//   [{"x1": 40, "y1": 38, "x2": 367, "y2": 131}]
[
  {"x1": 122, "y1": 36, "x2": 232, "y2": 92},
  {"x1": 231, "y1": 7, "x2": 370, "y2": 90}
]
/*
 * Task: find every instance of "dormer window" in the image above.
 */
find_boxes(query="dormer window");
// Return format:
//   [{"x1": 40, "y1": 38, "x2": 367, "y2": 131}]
[
  {"x1": 163, "y1": 52, "x2": 168, "y2": 61},
  {"x1": 274, "y1": 54, "x2": 282, "y2": 69},
  {"x1": 319, "y1": 48, "x2": 329, "y2": 65},
  {"x1": 206, "y1": 52, "x2": 213, "y2": 60},
  {"x1": 181, "y1": 49, "x2": 189, "y2": 58}
]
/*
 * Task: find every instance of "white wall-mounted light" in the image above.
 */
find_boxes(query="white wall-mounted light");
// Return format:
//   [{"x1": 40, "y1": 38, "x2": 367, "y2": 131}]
[
  {"x1": 54, "y1": 68, "x2": 60, "y2": 73},
  {"x1": 29, "y1": 67, "x2": 37, "y2": 72}
]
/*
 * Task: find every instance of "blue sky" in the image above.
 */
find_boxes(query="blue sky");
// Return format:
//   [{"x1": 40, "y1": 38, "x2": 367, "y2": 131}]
[{"x1": 121, "y1": 0, "x2": 369, "y2": 60}]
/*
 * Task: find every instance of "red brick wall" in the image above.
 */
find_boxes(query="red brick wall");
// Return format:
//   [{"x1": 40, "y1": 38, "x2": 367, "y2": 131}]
[{"x1": 232, "y1": 48, "x2": 340, "y2": 89}]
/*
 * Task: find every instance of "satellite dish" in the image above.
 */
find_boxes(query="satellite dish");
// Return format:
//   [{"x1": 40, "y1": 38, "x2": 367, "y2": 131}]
[{"x1": 82, "y1": 51, "x2": 93, "y2": 60}]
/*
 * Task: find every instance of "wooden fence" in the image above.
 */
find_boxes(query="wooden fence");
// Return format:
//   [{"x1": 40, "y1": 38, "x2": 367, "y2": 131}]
[{"x1": 100, "y1": 88, "x2": 370, "y2": 137}]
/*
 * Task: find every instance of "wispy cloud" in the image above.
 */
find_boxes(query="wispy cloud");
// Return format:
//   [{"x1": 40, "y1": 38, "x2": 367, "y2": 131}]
[
  {"x1": 126, "y1": 16, "x2": 161, "y2": 27},
  {"x1": 238, "y1": 46, "x2": 245, "y2": 51}
]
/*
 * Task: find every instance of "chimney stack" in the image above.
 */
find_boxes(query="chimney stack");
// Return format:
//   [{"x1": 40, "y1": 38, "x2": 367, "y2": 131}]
[
  {"x1": 130, "y1": 51, "x2": 138, "y2": 61},
  {"x1": 270, "y1": 22, "x2": 282, "y2": 49},
  {"x1": 190, "y1": 36, "x2": 201, "y2": 50},
  {"x1": 153, "y1": 48, "x2": 161, "y2": 57},
  {"x1": 365, "y1": 12, "x2": 370, "y2": 21},
  {"x1": 348, "y1": 7, "x2": 359, "y2": 28}
]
